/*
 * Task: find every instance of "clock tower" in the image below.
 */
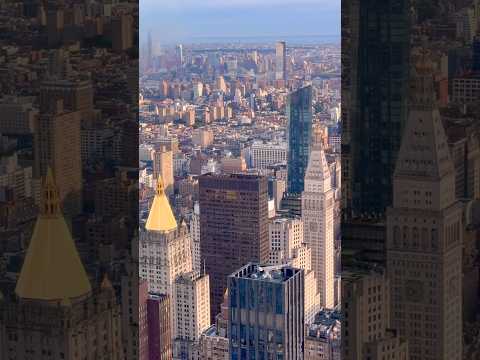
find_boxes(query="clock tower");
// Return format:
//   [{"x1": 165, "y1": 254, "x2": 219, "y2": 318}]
[
  {"x1": 386, "y1": 53, "x2": 463, "y2": 359},
  {"x1": 302, "y1": 130, "x2": 335, "y2": 309}
]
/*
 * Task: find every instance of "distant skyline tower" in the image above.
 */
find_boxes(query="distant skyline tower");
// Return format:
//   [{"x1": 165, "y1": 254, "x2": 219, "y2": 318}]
[
  {"x1": 228, "y1": 263, "x2": 305, "y2": 360},
  {"x1": 176, "y1": 44, "x2": 184, "y2": 67},
  {"x1": 302, "y1": 136, "x2": 335, "y2": 309},
  {"x1": 275, "y1": 40, "x2": 287, "y2": 81},
  {"x1": 287, "y1": 85, "x2": 313, "y2": 194},
  {"x1": 387, "y1": 57, "x2": 463, "y2": 359},
  {"x1": 198, "y1": 173, "x2": 269, "y2": 322},
  {"x1": 147, "y1": 30, "x2": 153, "y2": 70}
]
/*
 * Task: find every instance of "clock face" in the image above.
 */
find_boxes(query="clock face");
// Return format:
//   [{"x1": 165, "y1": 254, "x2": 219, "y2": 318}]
[{"x1": 404, "y1": 280, "x2": 424, "y2": 302}]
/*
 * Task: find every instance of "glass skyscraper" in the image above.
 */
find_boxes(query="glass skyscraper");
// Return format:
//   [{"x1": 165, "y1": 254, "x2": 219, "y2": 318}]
[
  {"x1": 228, "y1": 263, "x2": 304, "y2": 360},
  {"x1": 342, "y1": 0, "x2": 410, "y2": 217},
  {"x1": 287, "y1": 85, "x2": 313, "y2": 194}
]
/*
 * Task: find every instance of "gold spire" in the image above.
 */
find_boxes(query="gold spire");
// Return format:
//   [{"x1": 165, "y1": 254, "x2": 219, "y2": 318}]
[
  {"x1": 42, "y1": 168, "x2": 60, "y2": 216},
  {"x1": 145, "y1": 176, "x2": 177, "y2": 232},
  {"x1": 15, "y1": 168, "x2": 92, "y2": 301}
]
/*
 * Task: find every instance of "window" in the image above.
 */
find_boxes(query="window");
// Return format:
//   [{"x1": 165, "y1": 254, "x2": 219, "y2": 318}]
[{"x1": 275, "y1": 285, "x2": 283, "y2": 314}]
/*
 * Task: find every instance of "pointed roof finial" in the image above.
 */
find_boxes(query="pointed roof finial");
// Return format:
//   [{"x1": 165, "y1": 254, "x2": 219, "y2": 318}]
[
  {"x1": 156, "y1": 176, "x2": 165, "y2": 196},
  {"x1": 42, "y1": 168, "x2": 60, "y2": 217},
  {"x1": 145, "y1": 176, "x2": 177, "y2": 232}
]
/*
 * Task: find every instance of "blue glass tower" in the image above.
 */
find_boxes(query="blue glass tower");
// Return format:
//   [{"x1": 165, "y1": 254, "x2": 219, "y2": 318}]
[
  {"x1": 287, "y1": 85, "x2": 313, "y2": 194},
  {"x1": 228, "y1": 263, "x2": 304, "y2": 360}
]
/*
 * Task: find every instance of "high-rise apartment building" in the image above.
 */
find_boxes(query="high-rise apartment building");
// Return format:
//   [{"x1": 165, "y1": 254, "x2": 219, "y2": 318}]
[
  {"x1": 148, "y1": 293, "x2": 173, "y2": 360},
  {"x1": 386, "y1": 58, "x2": 463, "y2": 359},
  {"x1": 248, "y1": 141, "x2": 287, "y2": 169},
  {"x1": 152, "y1": 146, "x2": 174, "y2": 196},
  {"x1": 176, "y1": 44, "x2": 184, "y2": 67},
  {"x1": 199, "y1": 173, "x2": 269, "y2": 321},
  {"x1": 342, "y1": 265, "x2": 408, "y2": 360},
  {"x1": 275, "y1": 41, "x2": 287, "y2": 81},
  {"x1": 267, "y1": 217, "x2": 320, "y2": 323},
  {"x1": 228, "y1": 263, "x2": 304, "y2": 360},
  {"x1": 39, "y1": 78, "x2": 94, "y2": 115},
  {"x1": 342, "y1": 0, "x2": 410, "y2": 217},
  {"x1": 35, "y1": 101, "x2": 82, "y2": 218},
  {"x1": 0, "y1": 171, "x2": 124, "y2": 360},
  {"x1": 112, "y1": 14, "x2": 133, "y2": 52},
  {"x1": 302, "y1": 140, "x2": 335, "y2": 309},
  {"x1": 198, "y1": 290, "x2": 230, "y2": 360},
  {"x1": 173, "y1": 271, "x2": 211, "y2": 359},
  {"x1": 287, "y1": 85, "x2": 313, "y2": 194}
]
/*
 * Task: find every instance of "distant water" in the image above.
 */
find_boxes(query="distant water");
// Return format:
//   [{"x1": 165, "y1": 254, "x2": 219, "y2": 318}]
[{"x1": 181, "y1": 35, "x2": 340, "y2": 46}]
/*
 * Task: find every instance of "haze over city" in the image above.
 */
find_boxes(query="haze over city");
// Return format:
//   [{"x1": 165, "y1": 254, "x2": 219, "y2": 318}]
[{"x1": 140, "y1": 0, "x2": 340, "y2": 44}]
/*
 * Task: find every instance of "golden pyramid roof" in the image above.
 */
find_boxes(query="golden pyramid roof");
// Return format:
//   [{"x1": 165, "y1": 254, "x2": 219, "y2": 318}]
[
  {"x1": 15, "y1": 169, "x2": 92, "y2": 301},
  {"x1": 145, "y1": 177, "x2": 177, "y2": 232}
]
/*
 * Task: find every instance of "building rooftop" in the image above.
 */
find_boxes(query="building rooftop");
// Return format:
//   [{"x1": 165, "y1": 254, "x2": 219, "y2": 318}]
[{"x1": 231, "y1": 263, "x2": 301, "y2": 283}]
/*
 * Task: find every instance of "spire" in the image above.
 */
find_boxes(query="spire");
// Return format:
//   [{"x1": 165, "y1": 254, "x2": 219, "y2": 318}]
[
  {"x1": 15, "y1": 170, "x2": 92, "y2": 301},
  {"x1": 304, "y1": 135, "x2": 331, "y2": 193},
  {"x1": 394, "y1": 54, "x2": 454, "y2": 181},
  {"x1": 145, "y1": 176, "x2": 177, "y2": 232},
  {"x1": 42, "y1": 168, "x2": 60, "y2": 216},
  {"x1": 393, "y1": 51, "x2": 456, "y2": 210}
]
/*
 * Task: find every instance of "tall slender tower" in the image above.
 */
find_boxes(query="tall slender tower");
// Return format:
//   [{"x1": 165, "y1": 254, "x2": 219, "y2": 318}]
[
  {"x1": 387, "y1": 55, "x2": 463, "y2": 359},
  {"x1": 147, "y1": 30, "x2": 153, "y2": 70},
  {"x1": 302, "y1": 135, "x2": 335, "y2": 309},
  {"x1": 275, "y1": 41, "x2": 287, "y2": 81},
  {"x1": 287, "y1": 85, "x2": 313, "y2": 194}
]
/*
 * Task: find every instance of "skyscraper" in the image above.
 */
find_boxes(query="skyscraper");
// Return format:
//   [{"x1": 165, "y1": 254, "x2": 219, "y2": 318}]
[
  {"x1": 302, "y1": 138, "x2": 335, "y2": 309},
  {"x1": 342, "y1": 265, "x2": 408, "y2": 360},
  {"x1": 176, "y1": 44, "x2": 184, "y2": 67},
  {"x1": 0, "y1": 170, "x2": 124, "y2": 360},
  {"x1": 139, "y1": 178, "x2": 193, "y2": 296},
  {"x1": 342, "y1": 0, "x2": 410, "y2": 217},
  {"x1": 386, "y1": 56, "x2": 463, "y2": 359},
  {"x1": 152, "y1": 146, "x2": 174, "y2": 196},
  {"x1": 287, "y1": 85, "x2": 313, "y2": 194},
  {"x1": 275, "y1": 41, "x2": 287, "y2": 81},
  {"x1": 228, "y1": 263, "x2": 304, "y2": 360},
  {"x1": 267, "y1": 217, "x2": 320, "y2": 323},
  {"x1": 198, "y1": 173, "x2": 269, "y2": 321},
  {"x1": 35, "y1": 101, "x2": 82, "y2": 218},
  {"x1": 173, "y1": 271, "x2": 211, "y2": 358},
  {"x1": 148, "y1": 293, "x2": 173, "y2": 360}
]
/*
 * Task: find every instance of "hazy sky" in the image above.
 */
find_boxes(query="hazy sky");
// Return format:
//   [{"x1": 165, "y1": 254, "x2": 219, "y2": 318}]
[{"x1": 140, "y1": 0, "x2": 340, "y2": 44}]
